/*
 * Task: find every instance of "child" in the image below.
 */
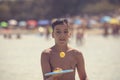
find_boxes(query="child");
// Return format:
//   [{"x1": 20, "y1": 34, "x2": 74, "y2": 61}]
[{"x1": 41, "y1": 18, "x2": 88, "y2": 80}]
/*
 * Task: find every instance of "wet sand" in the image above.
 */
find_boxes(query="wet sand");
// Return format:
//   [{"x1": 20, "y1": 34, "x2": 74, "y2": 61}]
[{"x1": 0, "y1": 34, "x2": 120, "y2": 80}]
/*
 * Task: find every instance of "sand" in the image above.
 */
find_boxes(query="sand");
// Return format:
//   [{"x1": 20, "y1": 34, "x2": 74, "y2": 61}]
[{"x1": 0, "y1": 34, "x2": 120, "y2": 80}]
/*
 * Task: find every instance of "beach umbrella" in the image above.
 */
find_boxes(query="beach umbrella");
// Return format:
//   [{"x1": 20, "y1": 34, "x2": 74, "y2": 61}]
[
  {"x1": 101, "y1": 16, "x2": 111, "y2": 23},
  {"x1": 18, "y1": 21, "x2": 27, "y2": 27},
  {"x1": 8, "y1": 19, "x2": 18, "y2": 26},
  {"x1": 27, "y1": 20, "x2": 37, "y2": 27},
  {"x1": 88, "y1": 19, "x2": 98, "y2": 28},
  {"x1": 74, "y1": 19, "x2": 82, "y2": 25},
  {"x1": 0, "y1": 21, "x2": 8, "y2": 27},
  {"x1": 89, "y1": 19, "x2": 98, "y2": 25},
  {"x1": 109, "y1": 18, "x2": 119, "y2": 25},
  {"x1": 38, "y1": 20, "x2": 50, "y2": 26}
]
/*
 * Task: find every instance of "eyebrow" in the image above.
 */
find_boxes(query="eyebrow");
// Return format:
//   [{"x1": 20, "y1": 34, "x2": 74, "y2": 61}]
[
  {"x1": 55, "y1": 29, "x2": 60, "y2": 30},
  {"x1": 55, "y1": 29, "x2": 68, "y2": 30}
]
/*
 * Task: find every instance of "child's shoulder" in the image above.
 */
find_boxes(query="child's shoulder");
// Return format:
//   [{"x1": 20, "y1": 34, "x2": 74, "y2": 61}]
[
  {"x1": 69, "y1": 48, "x2": 83, "y2": 56},
  {"x1": 42, "y1": 47, "x2": 53, "y2": 55},
  {"x1": 69, "y1": 48, "x2": 84, "y2": 60}
]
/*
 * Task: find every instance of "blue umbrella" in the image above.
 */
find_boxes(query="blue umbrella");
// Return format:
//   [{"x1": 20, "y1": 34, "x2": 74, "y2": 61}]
[
  {"x1": 101, "y1": 16, "x2": 111, "y2": 23},
  {"x1": 18, "y1": 21, "x2": 27, "y2": 27},
  {"x1": 38, "y1": 20, "x2": 50, "y2": 26},
  {"x1": 74, "y1": 19, "x2": 82, "y2": 25}
]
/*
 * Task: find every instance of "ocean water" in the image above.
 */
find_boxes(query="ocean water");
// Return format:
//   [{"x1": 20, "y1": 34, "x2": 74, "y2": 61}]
[{"x1": 0, "y1": 34, "x2": 120, "y2": 80}]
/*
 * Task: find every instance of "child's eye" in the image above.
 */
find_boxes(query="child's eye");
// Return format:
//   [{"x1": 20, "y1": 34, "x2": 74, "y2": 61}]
[
  {"x1": 56, "y1": 31, "x2": 61, "y2": 34},
  {"x1": 64, "y1": 31, "x2": 68, "y2": 33}
]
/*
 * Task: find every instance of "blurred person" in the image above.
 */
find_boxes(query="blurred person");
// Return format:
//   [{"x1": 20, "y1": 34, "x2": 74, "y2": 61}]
[
  {"x1": 111, "y1": 24, "x2": 119, "y2": 36},
  {"x1": 8, "y1": 19, "x2": 18, "y2": 39},
  {"x1": 2, "y1": 30, "x2": 12, "y2": 39},
  {"x1": 38, "y1": 26, "x2": 46, "y2": 36},
  {"x1": 1, "y1": 21, "x2": 12, "y2": 39},
  {"x1": 76, "y1": 29, "x2": 84, "y2": 46},
  {"x1": 0, "y1": 21, "x2": 8, "y2": 38},
  {"x1": 41, "y1": 18, "x2": 88, "y2": 80},
  {"x1": 16, "y1": 27, "x2": 21, "y2": 39},
  {"x1": 102, "y1": 22, "x2": 110, "y2": 37},
  {"x1": 76, "y1": 22, "x2": 86, "y2": 46},
  {"x1": 45, "y1": 25, "x2": 52, "y2": 40}
]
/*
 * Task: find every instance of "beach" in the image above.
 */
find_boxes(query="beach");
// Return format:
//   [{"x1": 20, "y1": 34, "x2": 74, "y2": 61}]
[{"x1": 0, "y1": 33, "x2": 120, "y2": 80}]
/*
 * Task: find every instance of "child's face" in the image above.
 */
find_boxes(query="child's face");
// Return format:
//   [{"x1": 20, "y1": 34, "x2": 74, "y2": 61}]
[{"x1": 52, "y1": 24, "x2": 71, "y2": 45}]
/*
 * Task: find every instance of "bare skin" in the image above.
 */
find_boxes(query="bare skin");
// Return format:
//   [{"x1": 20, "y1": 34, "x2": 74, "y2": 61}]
[{"x1": 41, "y1": 22, "x2": 88, "y2": 80}]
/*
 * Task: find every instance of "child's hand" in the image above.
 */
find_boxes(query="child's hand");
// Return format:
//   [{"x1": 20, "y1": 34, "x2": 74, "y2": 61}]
[
  {"x1": 53, "y1": 67, "x2": 62, "y2": 72},
  {"x1": 52, "y1": 67, "x2": 63, "y2": 79}
]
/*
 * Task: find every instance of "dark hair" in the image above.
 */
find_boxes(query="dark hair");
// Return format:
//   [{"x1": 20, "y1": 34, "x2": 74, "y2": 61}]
[{"x1": 51, "y1": 18, "x2": 69, "y2": 30}]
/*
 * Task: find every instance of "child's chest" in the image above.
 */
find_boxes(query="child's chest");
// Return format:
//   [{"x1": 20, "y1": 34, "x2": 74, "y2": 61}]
[{"x1": 49, "y1": 52, "x2": 77, "y2": 70}]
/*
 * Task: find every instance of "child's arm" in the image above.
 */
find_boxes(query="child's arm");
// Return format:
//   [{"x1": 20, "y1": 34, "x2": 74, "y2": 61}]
[
  {"x1": 41, "y1": 51, "x2": 62, "y2": 80},
  {"x1": 41, "y1": 51, "x2": 52, "y2": 80},
  {"x1": 75, "y1": 51, "x2": 88, "y2": 80}
]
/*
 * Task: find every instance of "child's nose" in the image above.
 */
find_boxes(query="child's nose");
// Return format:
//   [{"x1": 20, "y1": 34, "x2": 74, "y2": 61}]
[{"x1": 60, "y1": 32, "x2": 65, "y2": 37}]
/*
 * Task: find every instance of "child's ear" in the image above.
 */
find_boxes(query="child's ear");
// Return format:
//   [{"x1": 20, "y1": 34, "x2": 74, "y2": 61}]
[{"x1": 68, "y1": 32, "x2": 72, "y2": 38}]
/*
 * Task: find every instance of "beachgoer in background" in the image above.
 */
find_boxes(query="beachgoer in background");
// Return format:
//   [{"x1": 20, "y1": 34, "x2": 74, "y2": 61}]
[
  {"x1": 45, "y1": 25, "x2": 52, "y2": 40},
  {"x1": 111, "y1": 24, "x2": 119, "y2": 36},
  {"x1": 76, "y1": 24, "x2": 86, "y2": 46},
  {"x1": 102, "y1": 22, "x2": 110, "y2": 37}
]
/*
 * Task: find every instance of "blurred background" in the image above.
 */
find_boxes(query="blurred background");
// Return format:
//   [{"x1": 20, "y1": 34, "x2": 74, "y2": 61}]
[{"x1": 0, "y1": 0, "x2": 120, "y2": 80}]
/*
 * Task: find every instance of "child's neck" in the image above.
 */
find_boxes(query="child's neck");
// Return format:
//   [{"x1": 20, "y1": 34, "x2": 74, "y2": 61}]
[{"x1": 54, "y1": 44, "x2": 69, "y2": 52}]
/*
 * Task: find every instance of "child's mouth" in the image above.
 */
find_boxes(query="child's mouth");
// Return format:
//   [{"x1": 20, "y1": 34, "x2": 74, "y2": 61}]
[{"x1": 59, "y1": 39, "x2": 65, "y2": 41}]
